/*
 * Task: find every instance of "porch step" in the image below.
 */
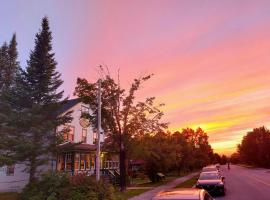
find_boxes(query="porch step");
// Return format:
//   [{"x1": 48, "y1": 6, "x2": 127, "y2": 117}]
[{"x1": 101, "y1": 169, "x2": 120, "y2": 186}]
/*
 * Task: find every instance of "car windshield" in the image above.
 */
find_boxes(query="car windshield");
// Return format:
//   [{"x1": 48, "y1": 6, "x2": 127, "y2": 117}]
[
  {"x1": 199, "y1": 173, "x2": 219, "y2": 180},
  {"x1": 202, "y1": 167, "x2": 216, "y2": 172}
]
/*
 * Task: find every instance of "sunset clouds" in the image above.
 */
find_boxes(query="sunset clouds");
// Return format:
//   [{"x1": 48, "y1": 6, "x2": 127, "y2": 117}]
[{"x1": 1, "y1": 0, "x2": 270, "y2": 154}]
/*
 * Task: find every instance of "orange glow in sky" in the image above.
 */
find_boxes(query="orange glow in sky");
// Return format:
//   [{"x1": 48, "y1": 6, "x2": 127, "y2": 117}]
[{"x1": 1, "y1": 0, "x2": 270, "y2": 155}]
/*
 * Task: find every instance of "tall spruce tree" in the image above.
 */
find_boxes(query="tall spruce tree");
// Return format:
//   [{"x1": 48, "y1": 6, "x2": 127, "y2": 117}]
[
  {"x1": 0, "y1": 35, "x2": 20, "y2": 166},
  {"x1": 7, "y1": 34, "x2": 19, "y2": 87},
  {"x1": 0, "y1": 17, "x2": 72, "y2": 182},
  {"x1": 0, "y1": 34, "x2": 19, "y2": 91},
  {"x1": 0, "y1": 42, "x2": 9, "y2": 91},
  {"x1": 21, "y1": 17, "x2": 72, "y2": 181}
]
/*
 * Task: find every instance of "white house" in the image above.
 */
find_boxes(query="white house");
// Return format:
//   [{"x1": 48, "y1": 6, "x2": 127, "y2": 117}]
[{"x1": 0, "y1": 99, "x2": 118, "y2": 192}]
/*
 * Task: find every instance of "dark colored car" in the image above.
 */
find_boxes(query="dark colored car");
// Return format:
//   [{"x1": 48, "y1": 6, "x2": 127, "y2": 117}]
[
  {"x1": 196, "y1": 172, "x2": 225, "y2": 196},
  {"x1": 202, "y1": 166, "x2": 220, "y2": 174},
  {"x1": 152, "y1": 188, "x2": 215, "y2": 200},
  {"x1": 215, "y1": 164, "x2": 220, "y2": 170}
]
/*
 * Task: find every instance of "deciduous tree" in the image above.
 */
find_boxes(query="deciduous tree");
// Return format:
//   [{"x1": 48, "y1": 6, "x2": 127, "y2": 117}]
[
  {"x1": 238, "y1": 126, "x2": 270, "y2": 167},
  {"x1": 74, "y1": 69, "x2": 167, "y2": 191}
]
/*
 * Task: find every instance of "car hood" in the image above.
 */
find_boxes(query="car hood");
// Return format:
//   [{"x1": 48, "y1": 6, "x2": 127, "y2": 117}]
[{"x1": 197, "y1": 180, "x2": 222, "y2": 185}]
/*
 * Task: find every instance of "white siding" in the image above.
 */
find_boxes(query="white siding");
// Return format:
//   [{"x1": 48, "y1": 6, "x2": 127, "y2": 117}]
[
  {"x1": 0, "y1": 101, "x2": 103, "y2": 192},
  {"x1": 59, "y1": 102, "x2": 104, "y2": 144},
  {"x1": 0, "y1": 164, "x2": 29, "y2": 192}
]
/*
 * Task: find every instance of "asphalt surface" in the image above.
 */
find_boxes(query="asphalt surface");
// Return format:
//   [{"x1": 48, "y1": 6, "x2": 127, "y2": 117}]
[{"x1": 216, "y1": 165, "x2": 270, "y2": 200}]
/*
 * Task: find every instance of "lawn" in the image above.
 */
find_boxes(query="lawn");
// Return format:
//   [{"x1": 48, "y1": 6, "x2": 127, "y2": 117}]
[
  {"x1": 130, "y1": 170, "x2": 194, "y2": 188},
  {"x1": 138, "y1": 176, "x2": 178, "y2": 187},
  {"x1": 114, "y1": 175, "x2": 179, "y2": 199},
  {"x1": 0, "y1": 192, "x2": 19, "y2": 200},
  {"x1": 174, "y1": 175, "x2": 199, "y2": 188}
]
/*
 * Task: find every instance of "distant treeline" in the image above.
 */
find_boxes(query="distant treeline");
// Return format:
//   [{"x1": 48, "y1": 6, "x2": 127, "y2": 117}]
[
  {"x1": 104, "y1": 127, "x2": 225, "y2": 182},
  {"x1": 230, "y1": 126, "x2": 270, "y2": 168}
]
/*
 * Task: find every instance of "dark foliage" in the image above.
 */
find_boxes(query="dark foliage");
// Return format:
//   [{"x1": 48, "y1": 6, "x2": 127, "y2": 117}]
[
  {"x1": 74, "y1": 69, "x2": 167, "y2": 190},
  {"x1": 238, "y1": 126, "x2": 270, "y2": 168},
  {"x1": 0, "y1": 17, "x2": 72, "y2": 182},
  {"x1": 20, "y1": 173, "x2": 114, "y2": 200},
  {"x1": 129, "y1": 128, "x2": 214, "y2": 182}
]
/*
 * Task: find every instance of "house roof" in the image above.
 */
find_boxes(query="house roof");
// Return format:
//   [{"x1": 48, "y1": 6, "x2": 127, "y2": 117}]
[{"x1": 57, "y1": 98, "x2": 80, "y2": 115}]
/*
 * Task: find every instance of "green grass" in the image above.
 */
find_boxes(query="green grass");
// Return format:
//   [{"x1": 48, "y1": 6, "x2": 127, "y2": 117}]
[
  {"x1": 174, "y1": 175, "x2": 199, "y2": 188},
  {"x1": 138, "y1": 176, "x2": 178, "y2": 187},
  {"x1": 113, "y1": 188, "x2": 149, "y2": 200},
  {"x1": 0, "y1": 192, "x2": 19, "y2": 200},
  {"x1": 114, "y1": 175, "x2": 179, "y2": 199}
]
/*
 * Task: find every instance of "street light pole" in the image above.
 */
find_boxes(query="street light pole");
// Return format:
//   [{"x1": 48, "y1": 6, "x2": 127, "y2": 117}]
[{"x1": 96, "y1": 79, "x2": 101, "y2": 181}]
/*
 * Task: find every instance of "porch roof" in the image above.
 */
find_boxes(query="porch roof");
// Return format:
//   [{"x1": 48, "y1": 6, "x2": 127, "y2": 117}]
[{"x1": 58, "y1": 142, "x2": 96, "y2": 153}]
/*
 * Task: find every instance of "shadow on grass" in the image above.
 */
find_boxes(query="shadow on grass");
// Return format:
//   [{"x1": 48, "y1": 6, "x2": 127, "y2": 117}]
[{"x1": 174, "y1": 175, "x2": 199, "y2": 188}]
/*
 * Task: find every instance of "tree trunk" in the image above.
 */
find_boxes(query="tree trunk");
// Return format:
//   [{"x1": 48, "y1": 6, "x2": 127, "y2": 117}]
[{"x1": 119, "y1": 138, "x2": 126, "y2": 192}]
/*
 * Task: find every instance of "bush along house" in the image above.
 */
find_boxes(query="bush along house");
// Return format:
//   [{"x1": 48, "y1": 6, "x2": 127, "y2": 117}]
[{"x1": 0, "y1": 99, "x2": 119, "y2": 192}]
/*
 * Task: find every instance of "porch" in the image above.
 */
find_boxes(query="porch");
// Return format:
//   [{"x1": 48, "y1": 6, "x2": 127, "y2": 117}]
[{"x1": 57, "y1": 143, "x2": 119, "y2": 175}]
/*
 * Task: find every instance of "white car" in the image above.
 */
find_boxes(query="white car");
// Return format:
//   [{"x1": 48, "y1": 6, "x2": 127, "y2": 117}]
[{"x1": 152, "y1": 188, "x2": 215, "y2": 200}]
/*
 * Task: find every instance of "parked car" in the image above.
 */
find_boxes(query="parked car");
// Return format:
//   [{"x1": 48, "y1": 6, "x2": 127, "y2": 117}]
[
  {"x1": 202, "y1": 165, "x2": 220, "y2": 173},
  {"x1": 215, "y1": 164, "x2": 220, "y2": 171},
  {"x1": 152, "y1": 188, "x2": 215, "y2": 200},
  {"x1": 196, "y1": 171, "x2": 225, "y2": 196}
]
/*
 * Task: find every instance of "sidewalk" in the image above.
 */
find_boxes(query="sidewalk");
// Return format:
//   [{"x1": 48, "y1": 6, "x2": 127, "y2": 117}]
[{"x1": 128, "y1": 172, "x2": 198, "y2": 200}]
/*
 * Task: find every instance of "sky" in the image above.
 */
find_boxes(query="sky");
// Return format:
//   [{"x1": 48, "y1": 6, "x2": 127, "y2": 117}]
[{"x1": 1, "y1": 0, "x2": 270, "y2": 155}]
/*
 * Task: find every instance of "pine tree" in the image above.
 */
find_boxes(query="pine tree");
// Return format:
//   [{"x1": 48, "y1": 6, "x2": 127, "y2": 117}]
[
  {"x1": 0, "y1": 34, "x2": 19, "y2": 91},
  {"x1": 0, "y1": 42, "x2": 9, "y2": 91},
  {"x1": 19, "y1": 17, "x2": 72, "y2": 182},
  {"x1": 0, "y1": 35, "x2": 20, "y2": 166},
  {"x1": 0, "y1": 17, "x2": 72, "y2": 182},
  {"x1": 7, "y1": 34, "x2": 19, "y2": 87}
]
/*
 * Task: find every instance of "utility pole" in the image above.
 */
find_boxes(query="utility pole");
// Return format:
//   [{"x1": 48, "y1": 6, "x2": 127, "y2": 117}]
[{"x1": 96, "y1": 79, "x2": 101, "y2": 181}]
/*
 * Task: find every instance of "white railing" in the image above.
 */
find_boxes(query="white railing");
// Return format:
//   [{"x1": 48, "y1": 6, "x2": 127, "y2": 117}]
[{"x1": 102, "y1": 161, "x2": 119, "y2": 170}]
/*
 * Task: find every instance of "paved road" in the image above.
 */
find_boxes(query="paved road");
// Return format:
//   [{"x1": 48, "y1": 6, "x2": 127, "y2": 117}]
[{"x1": 216, "y1": 165, "x2": 270, "y2": 200}]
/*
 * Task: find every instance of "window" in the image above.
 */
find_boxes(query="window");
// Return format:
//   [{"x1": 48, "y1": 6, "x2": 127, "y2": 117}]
[
  {"x1": 79, "y1": 153, "x2": 92, "y2": 170},
  {"x1": 61, "y1": 155, "x2": 65, "y2": 170},
  {"x1": 81, "y1": 105, "x2": 89, "y2": 114},
  {"x1": 82, "y1": 129, "x2": 87, "y2": 143},
  {"x1": 93, "y1": 132, "x2": 97, "y2": 142},
  {"x1": 63, "y1": 125, "x2": 75, "y2": 142},
  {"x1": 86, "y1": 154, "x2": 91, "y2": 169},
  {"x1": 80, "y1": 154, "x2": 86, "y2": 170},
  {"x1": 75, "y1": 153, "x2": 80, "y2": 170},
  {"x1": 65, "y1": 154, "x2": 73, "y2": 171},
  {"x1": 57, "y1": 156, "x2": 63, "y2": 171},
  {"x1": 6, "y1": 165, "x2": 15, "y2": 176}
]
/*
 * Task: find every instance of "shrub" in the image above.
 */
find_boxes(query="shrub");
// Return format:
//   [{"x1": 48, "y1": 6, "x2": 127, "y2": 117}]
[{"x1": 20, "y1": 173, "x2": 114, "y2": 200}]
